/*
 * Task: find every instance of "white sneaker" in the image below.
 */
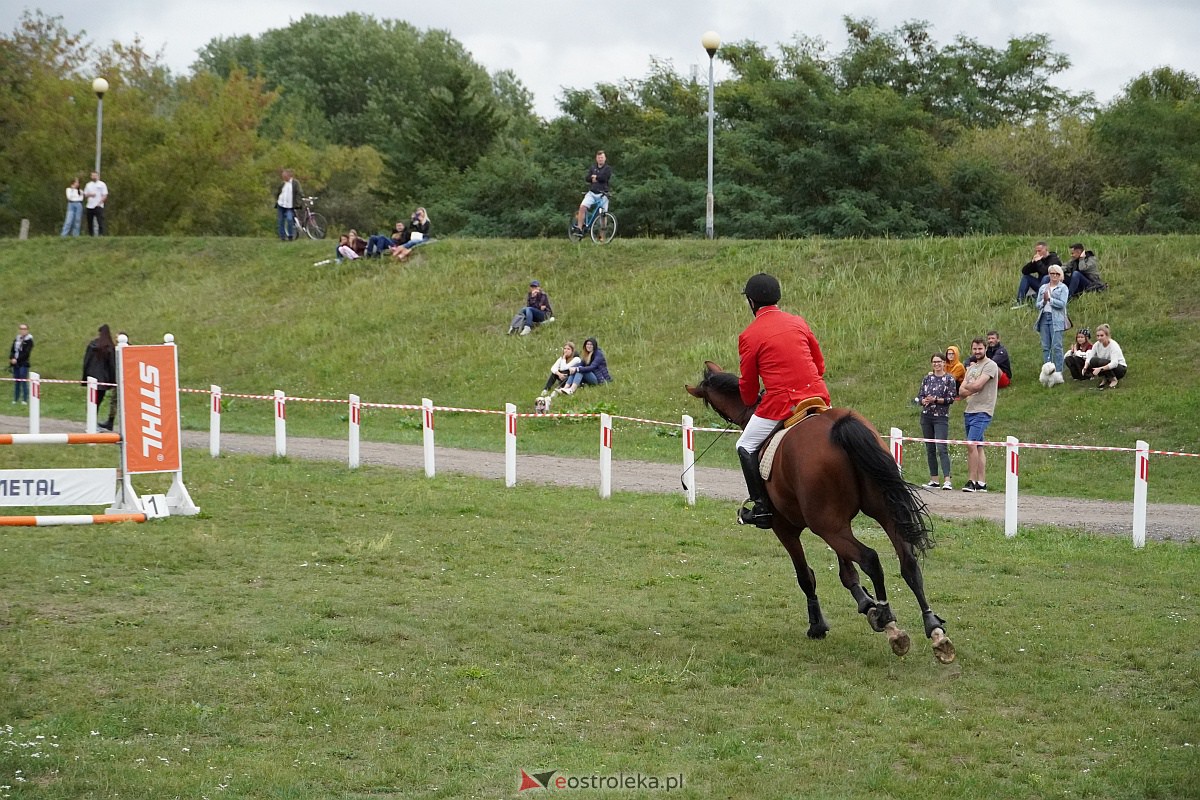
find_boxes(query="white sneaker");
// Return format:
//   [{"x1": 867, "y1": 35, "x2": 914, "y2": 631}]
[
  {"x1": 942, "y1": 479, "x2": 953, "y2": 490},
  {"x1": 520, "y1": 325, "x2": 531, "y2": 336},
  {"x1": 924, "y1": 480, "x2": 940, "y2": 489},
  {"x1": 545, "y1": 317, "x2": 555, "y2": 323}
]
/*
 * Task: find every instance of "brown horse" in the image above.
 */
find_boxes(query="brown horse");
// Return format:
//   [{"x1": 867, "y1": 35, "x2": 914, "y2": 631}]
[{"x1": 686, "y1": 361, "x2": 955, "y2": 663}]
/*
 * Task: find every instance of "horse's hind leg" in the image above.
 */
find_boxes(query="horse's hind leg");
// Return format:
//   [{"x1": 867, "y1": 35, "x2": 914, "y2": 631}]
[
  {"x1": 892, "y1": 539, "x2": 956, "y2": 664},
  {"x1": 824, "y1": 530, "x2": 911, "y2": 656},
  {"x1": 772, "y1": 525, "x2": 829, "y2": 640}
]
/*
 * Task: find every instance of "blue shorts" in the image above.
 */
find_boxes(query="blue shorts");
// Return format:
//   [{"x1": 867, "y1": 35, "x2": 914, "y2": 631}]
[{"x1": 964, "y1": 412, "x2": 992, "y2": 442}]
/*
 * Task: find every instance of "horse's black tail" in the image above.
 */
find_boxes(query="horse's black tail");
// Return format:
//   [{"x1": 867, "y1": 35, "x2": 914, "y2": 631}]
[{"x1": 830, "y1": 414, "x2": 934, "y2": 556}]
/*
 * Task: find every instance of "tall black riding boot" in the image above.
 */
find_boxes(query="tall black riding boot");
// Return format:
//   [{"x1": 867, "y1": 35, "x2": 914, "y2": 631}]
[{"x1": 736, "y1": 447, "x2": 773, "y2": 529}]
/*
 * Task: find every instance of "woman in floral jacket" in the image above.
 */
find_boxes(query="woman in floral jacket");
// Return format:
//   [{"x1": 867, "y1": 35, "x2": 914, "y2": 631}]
[{"x1": 916, "y1": 352, "x2": 958, "y2": 490}]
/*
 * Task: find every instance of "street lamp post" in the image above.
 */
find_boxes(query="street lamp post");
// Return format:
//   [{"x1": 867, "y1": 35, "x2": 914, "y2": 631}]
[
  {"x1": 701, "y1": 31, "x2": 720, "y2": 240},
  {"x1": 92, "y1": 77, "x2": 109, "y2": 174}
]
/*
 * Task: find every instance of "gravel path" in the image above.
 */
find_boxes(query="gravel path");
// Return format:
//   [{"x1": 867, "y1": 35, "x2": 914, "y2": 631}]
[{"x1": 3, "y1": 414, "x2": 1195, "y2": 542}]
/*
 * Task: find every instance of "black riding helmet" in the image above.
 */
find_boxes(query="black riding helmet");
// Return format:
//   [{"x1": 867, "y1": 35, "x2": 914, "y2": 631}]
[{"x1": 743, "y1": 273, "x2": 781, "y2": 308}]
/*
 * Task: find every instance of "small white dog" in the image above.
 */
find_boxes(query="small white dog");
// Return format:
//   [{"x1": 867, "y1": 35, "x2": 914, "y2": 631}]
[
  {"x1": 1039, "y1": 361, "x2": 1062, "y2": 387},
  {"x1": 534, "y1": 393, "x2": 553, "y2": 415}
]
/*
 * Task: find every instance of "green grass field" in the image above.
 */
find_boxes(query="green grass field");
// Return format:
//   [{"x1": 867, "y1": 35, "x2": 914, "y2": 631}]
[
  {"x1": 1, "y1": 235, "x2": 1198, "y2": 797},
  {"x1": 0, "y1": 453, "x2": 1197, "y2": 799}
]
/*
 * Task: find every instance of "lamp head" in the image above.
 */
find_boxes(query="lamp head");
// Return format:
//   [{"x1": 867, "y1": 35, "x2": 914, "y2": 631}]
[
  {"x1": 92, "y1": 77, "x2": 109, "y2": 98},
  {"x1": 701, "y1": 31, "x2": 720, "y2": 57}
]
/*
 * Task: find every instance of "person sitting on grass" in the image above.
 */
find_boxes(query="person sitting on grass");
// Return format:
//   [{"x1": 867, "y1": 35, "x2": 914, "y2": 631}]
[
  {"x1": 335, "y1": 234, "x2": 360, "y2": 262},
  {"x1": 1064, "y1": 243, "x2": 1107, "y2": 297},
  {"x1": 1083, "y1": 323, "x2": 1128, "y2": 390},
  {"x1": 541, "y1": 341, "x2": 581, "y2": 396},
  {"x1": 393, "y1": 207, "x2": 431, "y2": 262},
  {"x1": 1064, "y1": 328, "x2": 1094, "y2": 381},
  {"x1": 366, "y1": 221, "x2": 407, "y2": 257},
  {"x1": 561, "y1": 337, "x2": 611, "y2": 394},
  {"x1": 507, "y1": 281, "x2": 554, "y2": 336}
]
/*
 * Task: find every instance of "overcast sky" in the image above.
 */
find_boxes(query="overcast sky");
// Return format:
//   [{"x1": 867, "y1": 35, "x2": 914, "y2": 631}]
[{"x1": 10, "y1": 0, "x2": 1200, "y2": 118}]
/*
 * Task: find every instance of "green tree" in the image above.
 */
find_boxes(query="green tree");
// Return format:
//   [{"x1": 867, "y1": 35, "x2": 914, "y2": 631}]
[{"x1": 1092, "y1": 68, "x2": 1200, "y2": 232}]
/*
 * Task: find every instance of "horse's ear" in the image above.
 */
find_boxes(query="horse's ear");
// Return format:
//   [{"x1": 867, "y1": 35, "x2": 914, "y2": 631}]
[
  {"x1": 685, "y1": 384, "x2": 702, "y2": 397},
  {"x1": 704, "y1": 360, "x2": 724, "y2": 376}
]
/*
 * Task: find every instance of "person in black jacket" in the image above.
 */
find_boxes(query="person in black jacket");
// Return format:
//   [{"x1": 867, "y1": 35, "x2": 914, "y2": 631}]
[
  {"x1": 82, "y1": 324, "x2": 117, "y2": 430},
  {"x1": 572, "y1": 150, "x2": 612, "y2": 234},
  {"x1": 985, "y1": 330, "x2": 1013, "y2": 388},
  {"x1": 1011, "y1": 241, "x2": 1061, "y2": 309},
  {"x1": 9, "y1": 323, "x2": 33, "y2": 404},
  {"x1": 393, "y1": 208, "x2": 432, "y2": 261}
]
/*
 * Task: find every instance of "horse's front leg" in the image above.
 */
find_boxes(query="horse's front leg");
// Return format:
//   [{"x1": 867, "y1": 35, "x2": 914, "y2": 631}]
[
  {"x1": 837, "y1": 556, "x2": 877, "y2": 616},
  {"x1": 772, "y1": 523, "x2": 829, "y2": 640}
]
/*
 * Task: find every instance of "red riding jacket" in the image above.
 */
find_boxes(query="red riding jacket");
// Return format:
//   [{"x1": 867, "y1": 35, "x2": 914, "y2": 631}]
[{"x1": 738, "y1": 305, "x2": 830, "y2": 420}]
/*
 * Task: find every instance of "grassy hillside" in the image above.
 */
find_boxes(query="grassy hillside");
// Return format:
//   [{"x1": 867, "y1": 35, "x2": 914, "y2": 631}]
[{"x1": 3, "y1": 235, "x2": 1198, "y2": 501}]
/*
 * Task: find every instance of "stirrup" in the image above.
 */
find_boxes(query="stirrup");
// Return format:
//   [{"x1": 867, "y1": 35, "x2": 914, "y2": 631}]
[{"x1": 736, "y1": 501, "x2": 773, "y2": 529}]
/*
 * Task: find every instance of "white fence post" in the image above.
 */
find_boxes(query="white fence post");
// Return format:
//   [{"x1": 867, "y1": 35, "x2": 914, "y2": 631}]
[
  {"x1": 1005, "y1": 436, "x2": 1019, "y2": 538},
  {"x1": 210, "y1": 385, "x2": 221, "y2": 458},
  {"x1": 28, "y1": 372, "x2": 40, "y2": 434},
  {"x1": 274, "y1": 390, "x2": 286, "y2": 457},
  {"x1": 86, "y1": 376, "x2": 98, "y2": 433},
  {"x1": 505, "y1": 403, "x2": 517, "y2": 487},
  {"x1": 889, "y1": 427, "x2": 903, "y2": 470},
  {"x1": 1133, "y1": 440, "x2": 1149, "y2": 549},
  {"x1": 348, "y1": 394, "x2": 360, "y2": 469},
  {"x1": 422, "y1": 398, "x2": 435, "y2": 478},
  {"x1": 682, "y1": 415, "x2": 696, "y2": 507},
  {"x1": 599, "y1": 413, "x2": 612, "y2": 499}
]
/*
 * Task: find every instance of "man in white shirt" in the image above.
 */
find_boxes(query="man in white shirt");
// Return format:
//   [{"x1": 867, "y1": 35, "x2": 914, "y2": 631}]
[
  {"x1": 83, "y1": 171, "x2": 108, "y2": 236},
  {"x1": 275, "y1": 169, "x2": 302, "y2": 241}
]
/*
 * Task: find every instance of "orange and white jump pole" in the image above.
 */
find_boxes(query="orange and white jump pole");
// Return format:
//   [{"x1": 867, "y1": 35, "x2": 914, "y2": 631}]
[{"x1": 0, "y1": 513, "x2": 146, "y2": 527}]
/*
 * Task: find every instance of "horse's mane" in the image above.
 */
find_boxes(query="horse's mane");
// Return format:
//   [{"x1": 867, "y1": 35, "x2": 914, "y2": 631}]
[{"x1": 701, "y1": 369, "x2": 740, "y2": 398}]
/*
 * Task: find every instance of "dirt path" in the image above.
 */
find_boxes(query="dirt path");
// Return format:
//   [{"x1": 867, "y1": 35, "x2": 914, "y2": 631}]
[{"x1": 2, "y1": 414, "x2": 1195, "y2": 541}]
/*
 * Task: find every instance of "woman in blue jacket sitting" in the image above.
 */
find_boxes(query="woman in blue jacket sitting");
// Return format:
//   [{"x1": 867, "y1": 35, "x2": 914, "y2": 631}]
[{"x1": 561, "y1": 337, "x2": 612, "y2": 394}]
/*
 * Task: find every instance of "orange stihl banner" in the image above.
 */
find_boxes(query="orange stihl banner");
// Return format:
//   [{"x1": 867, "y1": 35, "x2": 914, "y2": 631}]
[{"x1": 119, "y1": 345, "x2": 182, "y2": 474}]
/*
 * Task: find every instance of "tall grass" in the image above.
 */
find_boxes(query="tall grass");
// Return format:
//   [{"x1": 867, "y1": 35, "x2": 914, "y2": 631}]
[
  {"x1": 2, "y1": 235, "x2": 1198, "y2": 501},
  {"x1": 0, "y1": 454, "x2": 1196, "y2": 799}
]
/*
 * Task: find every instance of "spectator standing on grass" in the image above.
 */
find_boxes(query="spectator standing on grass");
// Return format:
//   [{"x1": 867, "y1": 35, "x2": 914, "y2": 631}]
[
  {"x1": 562, "y1": 337, "x2": 612, "y2": 394},
  {"x1": 1012, "y1": 241, "x2": 1061, "y2": 308},
  {"x1": 985, "y1": 330, "x2": 1013, "y2": 388},
  {"x1": 507, "y1": 280, "x2": 554, "y2": 336},
  {"x1": 1035, "y1": 264, "x2": 1070, "y2": 385},
  {"x1": 572, "y1": 150, "x2": 612, "y2": 235},
  {"x1": 916, "y1": 352, "x2": 957, "y2": 491},
  {"x1": 1064, "y1": 243, "x2": 1106, "y2": 297},
  {"x1": 83, "y1": 171, "x2": 108, "y2": 236},
  {"x1": 61, "y1": 177, "x2": 84, "y2": 236},
  {"x1": 274, "y1": 169, "x2": 302, "y2": 242},
  {"x1": 1084, "y1": 324, "x2": 1128, "y2": 390},
  {"x1": 958, "y1": 337, "x2": 999, "y2": 493},
  {"x1": 1064, "y1": 328, "x2": 1094, "y2": 381},
  {"x1": 82, "y1": 324, "x2": 117, "y2": 430},
  {"x1": 542, "y1": 341, "x2": 581, "y2": 395},
  {"x1": 10, "y1": 323, "x2": 33, "y2": 404}
]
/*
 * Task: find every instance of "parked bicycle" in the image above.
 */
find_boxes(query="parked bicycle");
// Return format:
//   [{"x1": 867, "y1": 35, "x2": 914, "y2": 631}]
[
  {"x1": 289, "y1": 196, "x2": 328, "y2": 241},
  {"x1": 568, "y1": 194, "x2": 617, "y2": 244}
]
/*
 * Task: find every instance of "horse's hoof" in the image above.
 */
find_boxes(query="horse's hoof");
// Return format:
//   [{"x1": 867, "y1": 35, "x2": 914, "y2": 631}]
[
  {"x1": 886, "y1": 623, "x2": 911, "y2": 657},
  {"x1": 807, "y1": 624, "x2": 829, "y2": 640},
  {"x1": 931, "y1": 628, "x2": 956, "y2": 664},
  {"x1": 866, "y1": 606, "x2": 887, "y2": 633}
]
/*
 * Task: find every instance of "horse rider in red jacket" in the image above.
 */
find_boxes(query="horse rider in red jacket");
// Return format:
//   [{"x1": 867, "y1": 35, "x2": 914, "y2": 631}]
[{"x1": 736, "y1": 273, "x2": 831, "y2": 528}]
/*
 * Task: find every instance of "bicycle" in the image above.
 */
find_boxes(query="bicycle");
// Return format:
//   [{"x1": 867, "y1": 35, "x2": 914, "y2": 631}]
[
  {"x1": 289, "y1": 196, "x2": 328, "y2": 241},
  {"x1": 568, "y1": 194, "x2": 617, "y2": 244}
]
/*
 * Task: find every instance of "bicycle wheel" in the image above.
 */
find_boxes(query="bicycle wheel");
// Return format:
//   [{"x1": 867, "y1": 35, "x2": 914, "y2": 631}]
[
  {"x1": 305, "y1": 213, "x2": 328, "y2": 240},
  {"x1": 590, "y1": 212, "x2": 617, "y2": 244},
  {"x1": 567, "y1": 215, "x2": 585, "y2": 242}
]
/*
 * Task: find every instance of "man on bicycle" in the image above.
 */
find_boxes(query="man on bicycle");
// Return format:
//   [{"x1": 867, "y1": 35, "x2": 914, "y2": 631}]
[{"x1": 573, "y1": 150, "x2": 611, "y2": 235}]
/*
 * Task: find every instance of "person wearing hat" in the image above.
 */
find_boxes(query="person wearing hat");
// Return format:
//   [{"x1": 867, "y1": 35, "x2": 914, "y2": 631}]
[
  {"x1": 508, "y1": 280, "x2": 554, "y2": 335},
  {"x1": 734, "y1": 273, "x2": 830, "y2": 528}
]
